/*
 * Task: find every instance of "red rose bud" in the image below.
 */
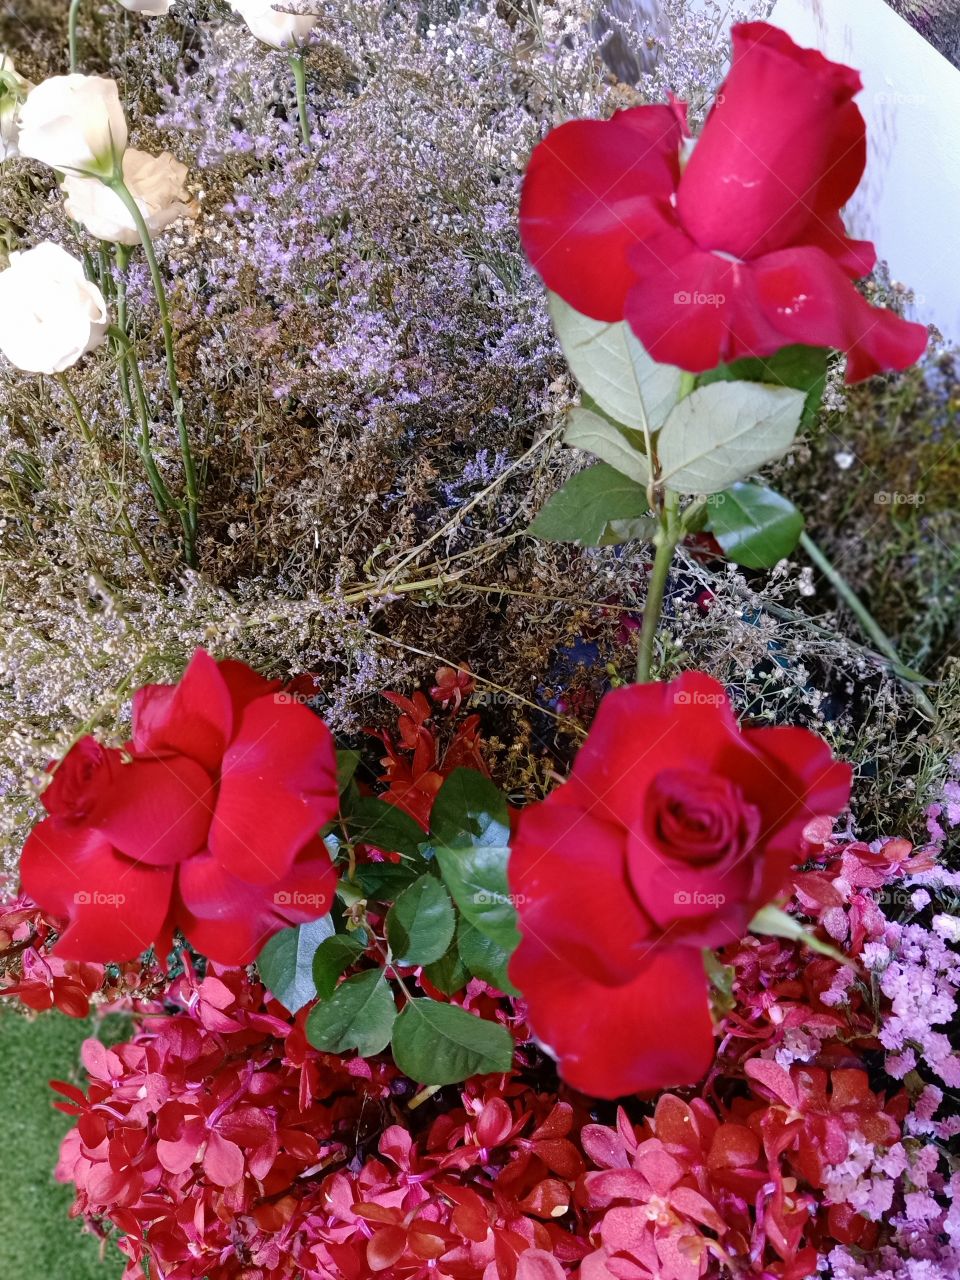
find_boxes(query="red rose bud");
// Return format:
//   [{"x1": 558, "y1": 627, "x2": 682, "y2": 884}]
[
  {"x1": 21, "y1": 650, "x2": 339, "y2": 965},
  {"x1": 520, "y1": 21, "x2": 927, "y2": 382},
  {"x1": 507, "y1": 671, "x2": 851, "y2": 1098}
]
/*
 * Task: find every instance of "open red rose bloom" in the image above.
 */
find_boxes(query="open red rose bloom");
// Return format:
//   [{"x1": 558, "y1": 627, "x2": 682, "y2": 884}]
[
  {"x1": 20, "y1": 650, "x2": 339, "y2": 965},
  {"x1": 519, "y1": 21, "x2": 928, "y2": 381},
  {"x1": 507, "y1": 672, "x2": 851, "y2": 1099}
]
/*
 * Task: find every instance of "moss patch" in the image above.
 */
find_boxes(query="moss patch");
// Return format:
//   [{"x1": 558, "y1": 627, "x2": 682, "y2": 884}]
[{"x1": 0, "y1": 1008, "x2": 126, "y2": 1279}]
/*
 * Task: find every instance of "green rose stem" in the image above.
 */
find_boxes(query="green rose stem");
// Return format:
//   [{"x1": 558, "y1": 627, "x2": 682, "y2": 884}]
[
  {"x1": 108, "y1": 323, "x2": 177, "y2": 518},
  {"x1": 110, "y1": 242, "x2": 175, "y2": 518},
  {"x1": 289, "y1": 51, "x2": 310, "y2": 147},
  {"x1": 636, "y1": 490, "x2": 681, "y2": 684},
  {"x1": 54, "y1": 372, "x2": 160, "y2": 585},
  {"x1": 800, "y1": 531, "x2": 936, "y2": 720},
  {"x1": 67, "y1": 0, "x2": 82, "y2": 72},
  {"x1": 635, "y1": 373, "x2": 695, "y2": 684},
  {"x1": 104, "y1": 171, "x2": 199, "y2": 567}
]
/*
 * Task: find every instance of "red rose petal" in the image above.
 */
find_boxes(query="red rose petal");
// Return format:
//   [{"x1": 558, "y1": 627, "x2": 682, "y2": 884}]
[
  {"x1": 678, "y1": 22, "x2": 865, "y2": 263},
  {"x1": 176, "y1": 839, "x2": 337, "y2": 965},
  {"x1": 92, "y1": 756, "x2": 214, "y2": 866},
  {"x1": 21, "y1": 821, "x2": 174, "y2": 962},
  {"x1": 509, "y1": 798, "x2": 653, "y2": 985},
  {"x1": 519, "y1": 105, "x2": 684, "y2": 321},
  {"x1": 209, "y1": 694, "x2": 338, "y2": 884},
  {"x1": 508, "y1": 936, "x2": 715, "y2": 1098},
  {"x1": 132, "y1": 649, "x2": 233, "y2": 773}
]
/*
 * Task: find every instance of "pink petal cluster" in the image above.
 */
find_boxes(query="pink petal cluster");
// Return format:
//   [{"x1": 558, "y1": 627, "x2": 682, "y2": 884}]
[{"x1": 20, "y1": 678, "x2": 960, "y2": 1280}]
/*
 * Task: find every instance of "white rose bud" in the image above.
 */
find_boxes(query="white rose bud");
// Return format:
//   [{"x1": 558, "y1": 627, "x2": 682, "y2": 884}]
[
  {"x1": 0, "y1": 54, "x2": 33, "y2": 162},
  {"x1": 63, "y1": 148, "x2": 199, "y2": 245},
  {"x1": 0, "y1": 241, "x2": 108, "y2": 374},
  {"x1": 115, "y1": 0, "x2": 174, "y2": 12},
  {"x1": 230, "y1": 0, "x2": 319, "y2": 50},
  {"x1": 18, "y1": 74, "x2": 127, "y2": 177}
]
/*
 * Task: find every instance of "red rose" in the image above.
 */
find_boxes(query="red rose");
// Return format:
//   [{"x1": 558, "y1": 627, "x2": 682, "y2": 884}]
[
  {"x1": 519, "y1": 22, "x2": 927, "y2": 382},
  {"x1": 21, "y1": 650, "x2": 339, "y2": 965},
  {"x1": 507, "y1": 672, "x2": 851, "y2": 1098}
]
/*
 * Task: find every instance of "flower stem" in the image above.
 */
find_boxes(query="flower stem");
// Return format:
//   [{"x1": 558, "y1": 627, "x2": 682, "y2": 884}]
[
  {"x1": 111, "y1": 244, "x2": 174, "y2": 518},
  {"x1": 105, "y1": 174, "x2": 198, "y2": 567},
  {"x1": 799, "y1": 530, "x2": 936, "y2": 720},
  {"x1": 289, "y1": 52, "x2": 310, "y2": 147},
  {"x1": 636, "y1": 492, "x2": 680, "y2": 683},
  {"x1": 68, "y1": 0, "x2": 83, "y2": 72}
]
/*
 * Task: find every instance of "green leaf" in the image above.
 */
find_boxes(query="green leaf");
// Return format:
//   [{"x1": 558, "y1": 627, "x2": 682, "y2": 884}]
[
  {"x1": 657, "y1": 381, "x2": 806, "y2": 495},
  {"x1": 430, "y1": 768, "x2": 511, "y2": 847},
  {"x1": 549, "y1": 292, "x2": 683, "y2": 430},
  {"x1": 702, "y1": 947, "x2": 736, "y2": 1017},
  {"x1": 391, "y1": 999, "x2": 514, "y2": 1084},
  {"x1": 750, "y1": 904, "x2": 854, "y2": 967},
  {"x1": 705, "y1": 482, "x2": 804, "y2": 568},
  {"x1": 429, "y1": 770, "x2": 520, "y2": 953},
  {"x1": 349, "y1": 862, "x2": 421, "y2": 899},
  {"x1": 458, "y1": 920, "x2": 519, "y2": 995},
  {"x1": 434, "y1": 845, "x2": 519, "y2": 952},
  {"x1": 312, "y1": 932, "x2": 367, "y2": 1000},
  {"x1": 424, "y1": 941, "x2": 471, "y2": 996},
  {"x1": 563, "y1": 407, "x2": 650, "y2": 485},
  {"x1": 305, "y1": 969, "x2": 396, "y2": 1056},
  {"x1": 336, "y1": 749, "x2": 362, "y2": 792},
  {"x1": 529, "y1": 462, "x2": 651, "y2": 545},
  {"x1": 342, "y1": 796, "x2": 425, "y2": 859},
  {"x1": 386, "y1": 874, "x2": 456, "y2": 966},
  {"x1": 256, "y1": 916, "x2": 335, "y2": 1013},
  {"x1": 699, "y1": 345, "x2": 829, "y2": 431}
]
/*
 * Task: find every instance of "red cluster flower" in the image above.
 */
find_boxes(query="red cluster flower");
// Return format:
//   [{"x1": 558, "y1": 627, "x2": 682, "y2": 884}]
[
  {"x1": 20, "y1": 650, "x2": 339, "y2": 965},
  {"x1": 40, "y1": 662, "x2": 940, "y2": 1280},
  {"x1": 520, "y1": 21, "x2": 927, "y2": 381},
  {"x1": 375, "y1": 665, "x2": 488, "y2": 829},
  {"x1": 53, "y1": 959, "x2": 590, "y2": 1280},
  {"x1": 0, "y1": 892, "x2": 165, "y2": 1016},
  {"x1": 54, "y1": 949, "x2": 910, "y2": 1280}
]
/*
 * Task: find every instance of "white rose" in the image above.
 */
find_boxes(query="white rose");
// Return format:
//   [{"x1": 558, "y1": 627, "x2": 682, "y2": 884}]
[
  {"x1": 230, "y1": 0, "x2": 319, "y2": 49},
  {"x1": 115, "y1": 0, "x2": 174, "y2": 11},
  {"x1": 18, "y1": 74, "x2": 127, "y2": 177},
  {"x1": 0, "y1": 241, "x2": 108, "y2": 374},
  {"x1": 0, "y1": 54, "x2": 33, "y2": 161},
  {"x1": 63, "y1": 148, "x2": 199, "y2": 245}
]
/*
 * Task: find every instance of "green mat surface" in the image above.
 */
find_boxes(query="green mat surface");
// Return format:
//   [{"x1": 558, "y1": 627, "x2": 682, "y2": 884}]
[{"x1": 0, "y1": 1007, "x2": 126, "y2": 1278}]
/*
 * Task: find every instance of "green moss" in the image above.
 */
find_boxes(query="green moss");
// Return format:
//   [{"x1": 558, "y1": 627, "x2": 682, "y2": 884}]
[
  {"x1": 0, "y1": 1008, "x2": 128, "y2": 1279},
  {"x1": 787, "y1": 354, "x2": 960, "y2": 676}
]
